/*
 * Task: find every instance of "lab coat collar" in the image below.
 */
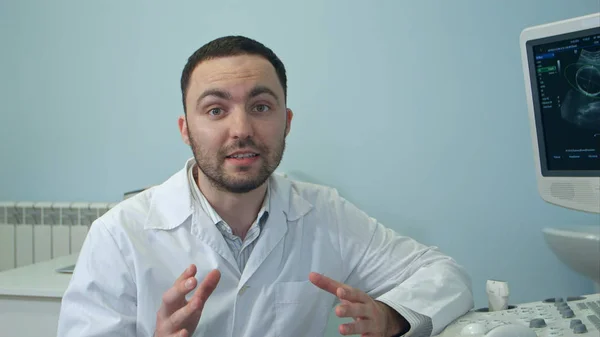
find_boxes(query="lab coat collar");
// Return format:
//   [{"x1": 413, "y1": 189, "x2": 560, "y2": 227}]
[{"x1": 143, "y1": 158, "x2": 313, "y2": 230}]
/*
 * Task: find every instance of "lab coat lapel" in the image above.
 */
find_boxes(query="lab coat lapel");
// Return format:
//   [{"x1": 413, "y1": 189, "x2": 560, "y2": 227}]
[
  {"x1": 239, "y1": 198, "x2": 288, "y2": 286},
  {"x1": 193, "y1": 208, "x2": 241, "y2": 277},
  {"x1": 239, "y1": 174, "x2": 313, "y2": 286},
  {"x1": 144, "y1": 160, "x2": 242, "y2": 276}
]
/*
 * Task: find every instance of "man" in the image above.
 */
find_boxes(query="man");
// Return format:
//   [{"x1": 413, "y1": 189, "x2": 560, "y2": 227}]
[{"x1": 56, "y1": 35, "x2": 473, "y2": 337}]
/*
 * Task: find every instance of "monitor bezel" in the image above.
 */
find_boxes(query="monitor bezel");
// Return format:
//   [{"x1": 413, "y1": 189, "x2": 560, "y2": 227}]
[{"x1": 525, "y1": 26, "x2": 600, "y2": 177}]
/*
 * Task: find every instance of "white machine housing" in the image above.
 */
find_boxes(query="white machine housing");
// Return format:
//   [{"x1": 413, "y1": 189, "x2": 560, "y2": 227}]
[
  {"x1": 520, "y1": 12, "x2": 600, "y2": 214},
  {"x1": 436, "y1": 293, "x2": 600, "y2": 337}
]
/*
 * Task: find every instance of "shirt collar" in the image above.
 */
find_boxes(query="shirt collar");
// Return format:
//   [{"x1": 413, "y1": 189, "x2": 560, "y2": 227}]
[
  {"x1": 186, "y1": 160, "x2": 270, "y2": 227},
  {"x1": 143, "y1": 157, "x2": 312, "y2": 231}
]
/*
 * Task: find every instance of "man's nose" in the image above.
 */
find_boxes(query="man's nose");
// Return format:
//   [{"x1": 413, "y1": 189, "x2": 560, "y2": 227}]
[{"x1": 229, "y1": 109, "x2": 254, "y2": 139}]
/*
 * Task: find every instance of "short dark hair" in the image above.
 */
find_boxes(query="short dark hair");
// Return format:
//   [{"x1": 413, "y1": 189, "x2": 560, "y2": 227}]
[{"x1": 180, "y1": 35, "x2": 287, "y2": 114}]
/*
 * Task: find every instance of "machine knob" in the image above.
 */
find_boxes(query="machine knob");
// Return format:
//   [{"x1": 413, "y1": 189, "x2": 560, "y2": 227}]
[
  {"x1": 570, "y1": 319, "x2": 583, "y2": 328},
  {"x1": 573, "y1": 323, "x2": 588, "y2": 334},
  {"x1": 559, "y1": 307, "x2": 572, "y2": 314},
  {"x1": 529, "y1": 318, "x2": 547, "y2": 328},
  {"x1": 486, "y1": 280, "x2": 509, "y2": 311},
  {"x1": 561, "y1": 309, "x2": 575, "y2": 318}
]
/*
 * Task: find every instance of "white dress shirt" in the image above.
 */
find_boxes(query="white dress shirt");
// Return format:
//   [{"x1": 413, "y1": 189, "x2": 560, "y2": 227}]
[
  {"x1": 187, "y1": 163, "x2": 270, "y2": 273},
  {"x1": 56, "y1": 158, "x2": 474, "y2": 337}
]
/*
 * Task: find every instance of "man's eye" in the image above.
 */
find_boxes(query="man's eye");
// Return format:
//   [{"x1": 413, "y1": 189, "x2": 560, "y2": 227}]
[
  {"x1": 253, "y1": 104, "x2": 270, "y2": 113},
  {"x1": 208, "y1": 108, "x2": 223, "y2": 116}
]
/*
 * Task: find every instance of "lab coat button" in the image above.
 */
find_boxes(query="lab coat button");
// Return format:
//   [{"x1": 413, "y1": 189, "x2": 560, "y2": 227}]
[{"x1": 238, "y1": 286, "x2": 248, "y2": 295}]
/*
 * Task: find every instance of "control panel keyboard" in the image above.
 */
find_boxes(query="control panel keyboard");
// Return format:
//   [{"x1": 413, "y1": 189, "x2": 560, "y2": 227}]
[{"x1": 436, "y1": 293, "x2": 600, "y2": 336}]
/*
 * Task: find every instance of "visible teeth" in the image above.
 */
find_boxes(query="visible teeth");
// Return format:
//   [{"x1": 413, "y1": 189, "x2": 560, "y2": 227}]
[{"x1": 231, "y1": 153, "x2": 257, "y2": 158}]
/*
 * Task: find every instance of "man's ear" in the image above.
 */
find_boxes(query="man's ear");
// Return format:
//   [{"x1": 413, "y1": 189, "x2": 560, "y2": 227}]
[
  {"x1": 285, "y1": 108, "x2": 293, "y2": 137},
  {"x1": 178, "y1": 115, "x2": 191, "y2": 145}
]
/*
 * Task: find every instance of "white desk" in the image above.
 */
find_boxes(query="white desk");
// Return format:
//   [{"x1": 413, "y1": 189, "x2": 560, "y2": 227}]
[{"x1": 0, "y1": 254, "x2": 77, "y2": 337}]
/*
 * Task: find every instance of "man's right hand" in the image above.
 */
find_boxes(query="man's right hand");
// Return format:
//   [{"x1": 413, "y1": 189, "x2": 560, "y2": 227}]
[{"x1": 154, "y1": 264, "x2": 221, "y2": 337}]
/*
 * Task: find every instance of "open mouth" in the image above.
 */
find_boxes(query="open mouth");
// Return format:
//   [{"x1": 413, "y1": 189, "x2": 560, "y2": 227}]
[
  {"x1": 225, "y1": 152, "x2": 261, "y2": 165},
  {"x1": 226, "y1": 153, "x2": 259, "y2": 159}
]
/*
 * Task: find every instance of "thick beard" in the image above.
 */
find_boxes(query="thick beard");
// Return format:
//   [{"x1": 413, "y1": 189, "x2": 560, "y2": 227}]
[{"x1": 189, "y1": 132, "x2": 285, "y2": 194}]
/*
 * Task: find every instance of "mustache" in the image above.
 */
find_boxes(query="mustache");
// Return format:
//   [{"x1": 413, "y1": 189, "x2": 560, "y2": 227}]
[{"x1": 221, "y1": 138, "x2": 265, "y2": 155}]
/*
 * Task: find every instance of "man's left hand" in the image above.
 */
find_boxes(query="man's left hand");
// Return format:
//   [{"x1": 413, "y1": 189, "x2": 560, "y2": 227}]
[{"x1": 308, "y1": 272, "x2": 404, "y2": 336}]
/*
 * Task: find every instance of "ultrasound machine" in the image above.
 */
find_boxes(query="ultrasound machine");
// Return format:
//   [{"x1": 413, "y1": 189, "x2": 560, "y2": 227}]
[{"x1": 436, "y1": 12, "x2": 600, "y2": 337}]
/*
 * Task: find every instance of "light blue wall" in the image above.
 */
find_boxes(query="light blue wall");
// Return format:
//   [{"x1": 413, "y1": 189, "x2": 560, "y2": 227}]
[{"x1": 1, "y1": 0, "x2": 598, "y2": 334}]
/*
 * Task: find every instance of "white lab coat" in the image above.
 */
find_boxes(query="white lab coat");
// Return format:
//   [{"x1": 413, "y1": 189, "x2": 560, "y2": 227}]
[{"x1": 56, "y1": 159, "x2": 473, "y2": 337}]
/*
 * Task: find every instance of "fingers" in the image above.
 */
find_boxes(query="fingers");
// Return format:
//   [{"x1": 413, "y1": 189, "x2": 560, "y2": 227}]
[
  {"x1": 335, "y1": 302, "x2": 368, "y2": 319},
  {"x1": 309, "y1": 272, "x2": 367, "y2": 304},
  {"x1": 308, "y1": 272, "x2": 345, "y2": 296},
  {"x1": 167, "y1": 270, "x2": 221, "y2": 333},
  {"x1": 192, "y1": 269, "x2": 221, "y2": 303},
  {"x1": 155, "y1": 267, "x2": 221, "y2": 337},
  {"x1": 159, "y1": 265, "x2": 198, "y2": 318},
  {"x1": 177, "y1": 264, "x2": 197, "y2": 282},
  {"x1": 339, "y1": 319, "x2": 372, "y2": 336},
  {"x1": 336, "y1": 285, "x2": 368, "y2": 304},
  {"x1": 166, "y1": 296, "x2": 202, "y2": 331},
  {"x1": 309, "y1": 272, "x2": 382, "y2": 335}
]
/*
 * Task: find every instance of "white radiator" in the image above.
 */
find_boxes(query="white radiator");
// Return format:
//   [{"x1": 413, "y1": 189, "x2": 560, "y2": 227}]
[{"x1": 0, "y1": 201, "x2": 118, "y2": 272}]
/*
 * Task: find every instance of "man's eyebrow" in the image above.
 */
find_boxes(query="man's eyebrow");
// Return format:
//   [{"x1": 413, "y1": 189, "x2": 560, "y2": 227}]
[
  {"x1": 195, "y1": 86, "x2": 280, "y2": 109},
  {"x1": 249, "y1": 85, "x2": 280, "y2": 104},
  {"x1": 196, "y1": 89, "x2": 232, "y2": 108}
]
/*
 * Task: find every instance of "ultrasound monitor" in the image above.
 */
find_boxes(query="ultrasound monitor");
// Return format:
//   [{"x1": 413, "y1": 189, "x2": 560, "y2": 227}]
[{"x1": 520, "y1": 13, "x2": 600, "y2": 213}]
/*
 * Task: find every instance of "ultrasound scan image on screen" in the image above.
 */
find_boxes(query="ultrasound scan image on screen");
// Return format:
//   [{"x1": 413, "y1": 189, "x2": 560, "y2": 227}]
[{"x1": 530, "y1": 27, "x2": 600, "y2": 173}]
